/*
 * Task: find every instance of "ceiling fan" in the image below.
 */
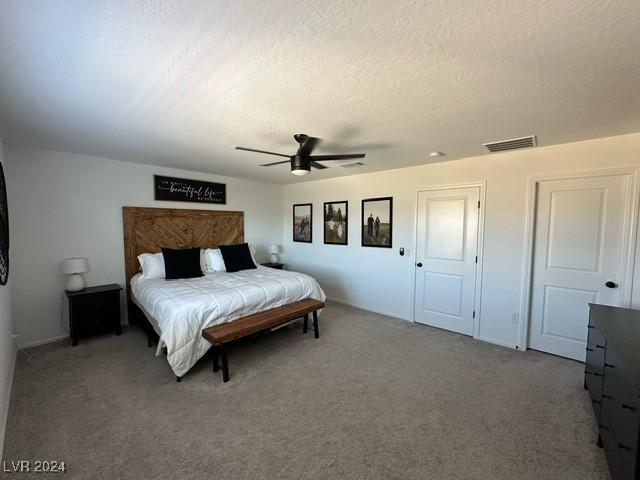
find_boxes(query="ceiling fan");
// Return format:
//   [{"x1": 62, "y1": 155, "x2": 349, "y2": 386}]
[{"x1": 235, "y1": 134, "x2": 366, "y2": 176}]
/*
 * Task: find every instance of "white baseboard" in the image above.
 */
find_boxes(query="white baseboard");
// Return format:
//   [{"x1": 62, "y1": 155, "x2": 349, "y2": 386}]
[
  {"x1": 18, "y1": 334, "x2": 68, "y2": 350},
  {"x1": 475, "y1": 335, "x2": 518, "y2": 350},
  {"x1": 326, "y1": 296, "x2": 411, "y2": 322}
]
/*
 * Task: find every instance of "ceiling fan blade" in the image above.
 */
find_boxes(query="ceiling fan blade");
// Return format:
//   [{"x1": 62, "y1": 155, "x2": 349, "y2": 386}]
[
  {"x1": 236, "y1": 147, "x2": 291, "y2": 158},
  {"x1": 309, "y1": 153, "x2": 366, "y2": 161},
  {"x1": 310, "y1": 161, "x2": 328, "y2": 169},
  {"x1": 297, "y1": 137, "x2": 320, "y2": 157},
  {"x1": 260, "y1": 160, "x2": 291, "y2": 167}
]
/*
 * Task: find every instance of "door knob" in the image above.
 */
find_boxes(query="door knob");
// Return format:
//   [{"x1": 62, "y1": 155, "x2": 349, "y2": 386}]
[
  {"x1": 416, "y1": 262, "x2": 423, "y2": 267},
  {"x1": 605, "y1": 281, "x2": 618, "y2": 289}
]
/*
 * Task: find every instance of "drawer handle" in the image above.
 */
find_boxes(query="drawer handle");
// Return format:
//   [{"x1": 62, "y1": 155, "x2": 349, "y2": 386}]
[
  {"x1": 599, "y1": 425, "x2": 609, "y2": 430},
  {"x1": 602, "y1": 394, "x2": 613, "y2": 399},
  {"x1": 592, "y1": 399, "x2": 601, "y2": 404},
  {"x1": 619, "y1": 443, "x2": 633, "y2": 452},
  {"x1": 586, "y1": 347, "x2": 594, "y2": 352},
  {"x1": 596, "y1": 344, "x2": 605, "y2": 349},
  {"x1": 604, "y1": 363, "x2": 615, "y2": 368},
  {"x1": 593, "y1": 372, "x2": 603, "y2": 377},
  {"x1": 584, "y1": 370, "x2": 592, "y2": 376},
  {"x1": 588, "y1": 325, "x2": 595, "y2": 329},
  {"x1": 622, "y1": 404, "x2": 638, "y2": 412}
]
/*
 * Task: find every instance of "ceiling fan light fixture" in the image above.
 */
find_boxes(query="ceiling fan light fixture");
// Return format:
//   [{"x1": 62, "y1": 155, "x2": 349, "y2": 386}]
[{"x1": 291, "y1": 155, "x2": 311, "y2": 175}]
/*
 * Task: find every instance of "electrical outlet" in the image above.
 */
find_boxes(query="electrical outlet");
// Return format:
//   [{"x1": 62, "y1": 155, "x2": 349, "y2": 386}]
[{"x1": 511, "y1": 313, "x2": 519, "y2": 325}]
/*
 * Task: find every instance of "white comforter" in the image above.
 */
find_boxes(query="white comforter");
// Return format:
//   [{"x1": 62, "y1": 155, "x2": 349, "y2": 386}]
[{"x1": 131, "y1": 266, "x2": 326, "y2": 377}]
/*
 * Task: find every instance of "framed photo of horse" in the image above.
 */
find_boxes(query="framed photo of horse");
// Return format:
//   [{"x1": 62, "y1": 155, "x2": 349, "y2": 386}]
[
  {"x1": 324, "y1": 201, "x2": 348, "y2": 245},
  {"x1": 361, "y1": 197, "x2": 392, "y2": 248},
  {"x1": 293, "y1": 203, "x2": 312, "y2": 243}
]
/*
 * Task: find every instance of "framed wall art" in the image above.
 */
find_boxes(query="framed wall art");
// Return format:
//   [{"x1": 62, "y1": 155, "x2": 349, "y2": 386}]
[
  {"x1": 293, "y1": 203, "x2": 312, "y2": 243},
  {"x1": 324, "y1": 201, "x2": 348, "y2": 245},
  {"x1": 361, "y1": 197, "x2": 392, "y2": 248},
  {"x1": 154, "y1": 175, "x2": 226, "y2": 204}
]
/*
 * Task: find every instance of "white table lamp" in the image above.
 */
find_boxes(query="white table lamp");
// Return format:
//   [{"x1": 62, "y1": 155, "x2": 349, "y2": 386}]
[
  {"x1": 269, "y1": 245, "x2": 280, "y2": 263},
  {"x1": 61, "y1": 257, "x2": 89, "y2": 292}
]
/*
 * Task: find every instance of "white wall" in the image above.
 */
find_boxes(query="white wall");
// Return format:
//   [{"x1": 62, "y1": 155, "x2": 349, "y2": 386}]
[
  {"x1": 0, "y1": 139, "x2": 16, "y2": 456},
  {"x1": 283, "y1": 132, "x2": 640, "y2": 349},
  {"x1": 6, "y1": 146, "x2": 284, "y2": 347}
]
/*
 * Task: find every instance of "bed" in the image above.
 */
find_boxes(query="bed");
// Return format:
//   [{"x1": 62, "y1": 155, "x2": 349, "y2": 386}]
[{"x1": 122, "y1": 207, "x2": 325, "y2": 377}]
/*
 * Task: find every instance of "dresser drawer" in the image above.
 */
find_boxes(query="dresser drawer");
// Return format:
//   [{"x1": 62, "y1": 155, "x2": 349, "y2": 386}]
[
  {"x1": 587, "y1": 316, "x2": 606, "y2": 349},
  {"x1": 585, "y1": 320, "x2": 606, "y2": 413},
  {"x1": 601, "y1": 349, "x2": 640, "y2": 478},
  {"x1": 600, "y1": 422, "x2": 630, "y2": 480}
]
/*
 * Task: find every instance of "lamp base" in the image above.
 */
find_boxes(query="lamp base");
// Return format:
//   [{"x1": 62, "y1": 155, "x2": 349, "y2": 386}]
[
  {"x1": 270, "y1": 253, "x2": 279, "y2": 263},
  {"x1": 65, "y1": 274, "x2": 86, "y2": 292}
]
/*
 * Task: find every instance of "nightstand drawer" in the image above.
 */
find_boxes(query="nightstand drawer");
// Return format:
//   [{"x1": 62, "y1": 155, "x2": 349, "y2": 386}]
[{"x1": 73, "y1": 291, "x2": 119, "y2": 313}]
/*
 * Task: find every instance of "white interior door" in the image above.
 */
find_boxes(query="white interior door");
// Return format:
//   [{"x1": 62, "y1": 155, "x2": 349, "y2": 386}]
[
  {"x1": 414, "y1": 187, "x2": 480, "y2": 335},
  {"x1": 529, "y1": 174, "x2": 631, "y2": 361}
]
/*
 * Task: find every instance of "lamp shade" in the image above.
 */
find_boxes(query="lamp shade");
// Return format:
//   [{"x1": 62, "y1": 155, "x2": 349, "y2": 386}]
[
  {"x1": 61, "y1": 257, "x2": 89, "y2": 275},
  {"x1": 269, "y1": 244, "x2": 280, "y2": 254}
]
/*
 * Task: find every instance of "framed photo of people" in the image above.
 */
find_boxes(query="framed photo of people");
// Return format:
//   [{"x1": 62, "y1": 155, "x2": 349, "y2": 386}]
[
  {"x1": 361, "y1": 197, "x2": 392, "y2": 248},
  {"x1": 293, "y1": 203, "x2": 312, "y2": 243},
  {"x1": 324, "y1": 201, "x2": 348, "y2": 245}
]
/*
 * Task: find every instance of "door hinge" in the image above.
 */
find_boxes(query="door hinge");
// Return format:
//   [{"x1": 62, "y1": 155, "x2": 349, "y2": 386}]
[
  {"x1": 477, "y1": 200, "x2": 480, "y2": 209},
  {"x1": 475, "y1": 256, "x2": 478, "y2": 263},
  {"x1": 472, "y1": 310, "x2": 476, "y2": 319}
]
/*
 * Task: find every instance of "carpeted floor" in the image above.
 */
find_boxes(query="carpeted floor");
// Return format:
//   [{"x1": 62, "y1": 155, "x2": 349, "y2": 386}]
[{"x1": 3, "y1": 302, "x2": 608, "y2": 479}]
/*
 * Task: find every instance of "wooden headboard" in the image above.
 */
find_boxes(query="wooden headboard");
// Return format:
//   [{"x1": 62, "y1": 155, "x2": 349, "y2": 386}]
[{"x1": 122, "y1": 206, "x2": 244, "y2": 296}]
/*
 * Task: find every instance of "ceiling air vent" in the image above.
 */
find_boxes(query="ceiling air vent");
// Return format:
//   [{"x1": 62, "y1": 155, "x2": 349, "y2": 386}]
[
  {"x1": 483, "y1": 135, "x2": 537, "y2": 153},
  {"x1": 340, "y1": 162, "x2": 365, "y2": 168}
]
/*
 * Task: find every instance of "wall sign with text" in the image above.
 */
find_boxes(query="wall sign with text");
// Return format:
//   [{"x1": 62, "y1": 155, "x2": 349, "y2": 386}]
[{"x1": 154, "y1": 175, "x2": 226, "y2": 205}]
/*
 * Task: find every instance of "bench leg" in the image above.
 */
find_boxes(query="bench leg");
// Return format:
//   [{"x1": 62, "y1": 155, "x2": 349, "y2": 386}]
[
  {"x1": 212, "y1": 345, "x2": 220, "y2": 373},
  {"x1": 313, "y1": 310, "x2": 319, "y2": 339},
  {"x1": 303, "y1": 313, "x2": 309, "y2": 334},
  {"x1": 220, "y1": 345, "x2": 230, "y2": 383}
]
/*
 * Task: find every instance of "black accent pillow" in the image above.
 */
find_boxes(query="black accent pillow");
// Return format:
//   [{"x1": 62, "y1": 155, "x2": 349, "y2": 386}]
[
  {"x1": 161, "y1": 247, "x2": 203, "y2": 280},
  {"x1": 219, "y1": 243, "x2": 257, "y2": 273}
]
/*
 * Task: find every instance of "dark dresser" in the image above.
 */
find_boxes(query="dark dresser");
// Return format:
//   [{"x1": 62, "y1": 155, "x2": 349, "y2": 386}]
[{"x1": 586, "y1": 304, "x2": 640, "y2": 480}]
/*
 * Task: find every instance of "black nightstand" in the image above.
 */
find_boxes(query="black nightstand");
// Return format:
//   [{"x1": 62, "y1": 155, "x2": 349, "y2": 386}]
[
  {"x1": 261, "y1": 262, "x2": 285, "y2": 270},
  {"x1": 66, "y1": 284, "x2": 122, "y2": 346}
]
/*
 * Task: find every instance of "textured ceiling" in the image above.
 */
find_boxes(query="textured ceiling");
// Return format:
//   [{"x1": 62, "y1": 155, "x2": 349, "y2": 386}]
[{"x1": 1, "y1": 0, "x2": 639, "y2": 184}]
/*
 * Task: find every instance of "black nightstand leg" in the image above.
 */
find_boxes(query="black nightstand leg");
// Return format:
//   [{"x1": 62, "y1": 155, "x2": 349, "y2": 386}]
[
  {"x1": 220, "y1": 345, "x2": 229, "y2": 382},
  {"x1": 212, "y1": 346, "x2": 220, "y2": 373},
  {"x1": 176, "y1": 376, "x2": 182, "y2": 383},
  {"x1": 313, "y1": 310, "x2": 319, "y2": 339},
  {"x1": 597, "y1": 434, "x2": 603, "y2": 448},
  {"x1": 72, "y1": 336, "x2": 78, "y2": 347},
  {"x1": 116, "y1": 324, "x2": 122, "y2": 336},
  {"x1": 303, "y1": 314, "x2": 309, "y2": 334}
]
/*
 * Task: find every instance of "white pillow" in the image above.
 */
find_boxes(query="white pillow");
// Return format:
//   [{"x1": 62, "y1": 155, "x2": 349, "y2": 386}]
[
  {"x1": 137, "y1": 252, "x2": 165, "y2": 279},
  {"x1": 203, "y1": 244, "x2": 258, "y2": 273},
  {"x1": 203, "y1": 248, "x2": 226, "y2": 272},
  {"x1": 249, "y1": 244, "x2": 258, "y2": 264}
]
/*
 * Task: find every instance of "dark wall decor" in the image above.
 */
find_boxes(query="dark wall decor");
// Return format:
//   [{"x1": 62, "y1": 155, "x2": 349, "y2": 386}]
[
  {"x1": 293, "y1": 203, "x2": 312, "y2": 243},
  {"x1": 324, "y1": 201, "x2": 348, "y2": 245},
  {"x1": 361, "y1": 197, "x2": 393, "y2": 248},
  {"x1": 154, "y1": 175, "x2": 226, "y2": 205},
  {"x1": 0, "y1": 163, "x2": 8, "y2": 285}
]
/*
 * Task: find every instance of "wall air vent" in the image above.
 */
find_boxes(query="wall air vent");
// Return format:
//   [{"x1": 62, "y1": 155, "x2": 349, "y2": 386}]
[
  {"x1": 483, "y1": 135, "x2": 537, "y2": 153},
  {"x1": 340, "y1": 162, "x2": 365, "y2": 168}
]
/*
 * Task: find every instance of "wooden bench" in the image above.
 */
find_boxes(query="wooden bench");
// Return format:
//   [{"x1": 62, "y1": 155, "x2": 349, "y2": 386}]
[{"x1": 202, "y1": 298, "x2": 324, "y2": 382}]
